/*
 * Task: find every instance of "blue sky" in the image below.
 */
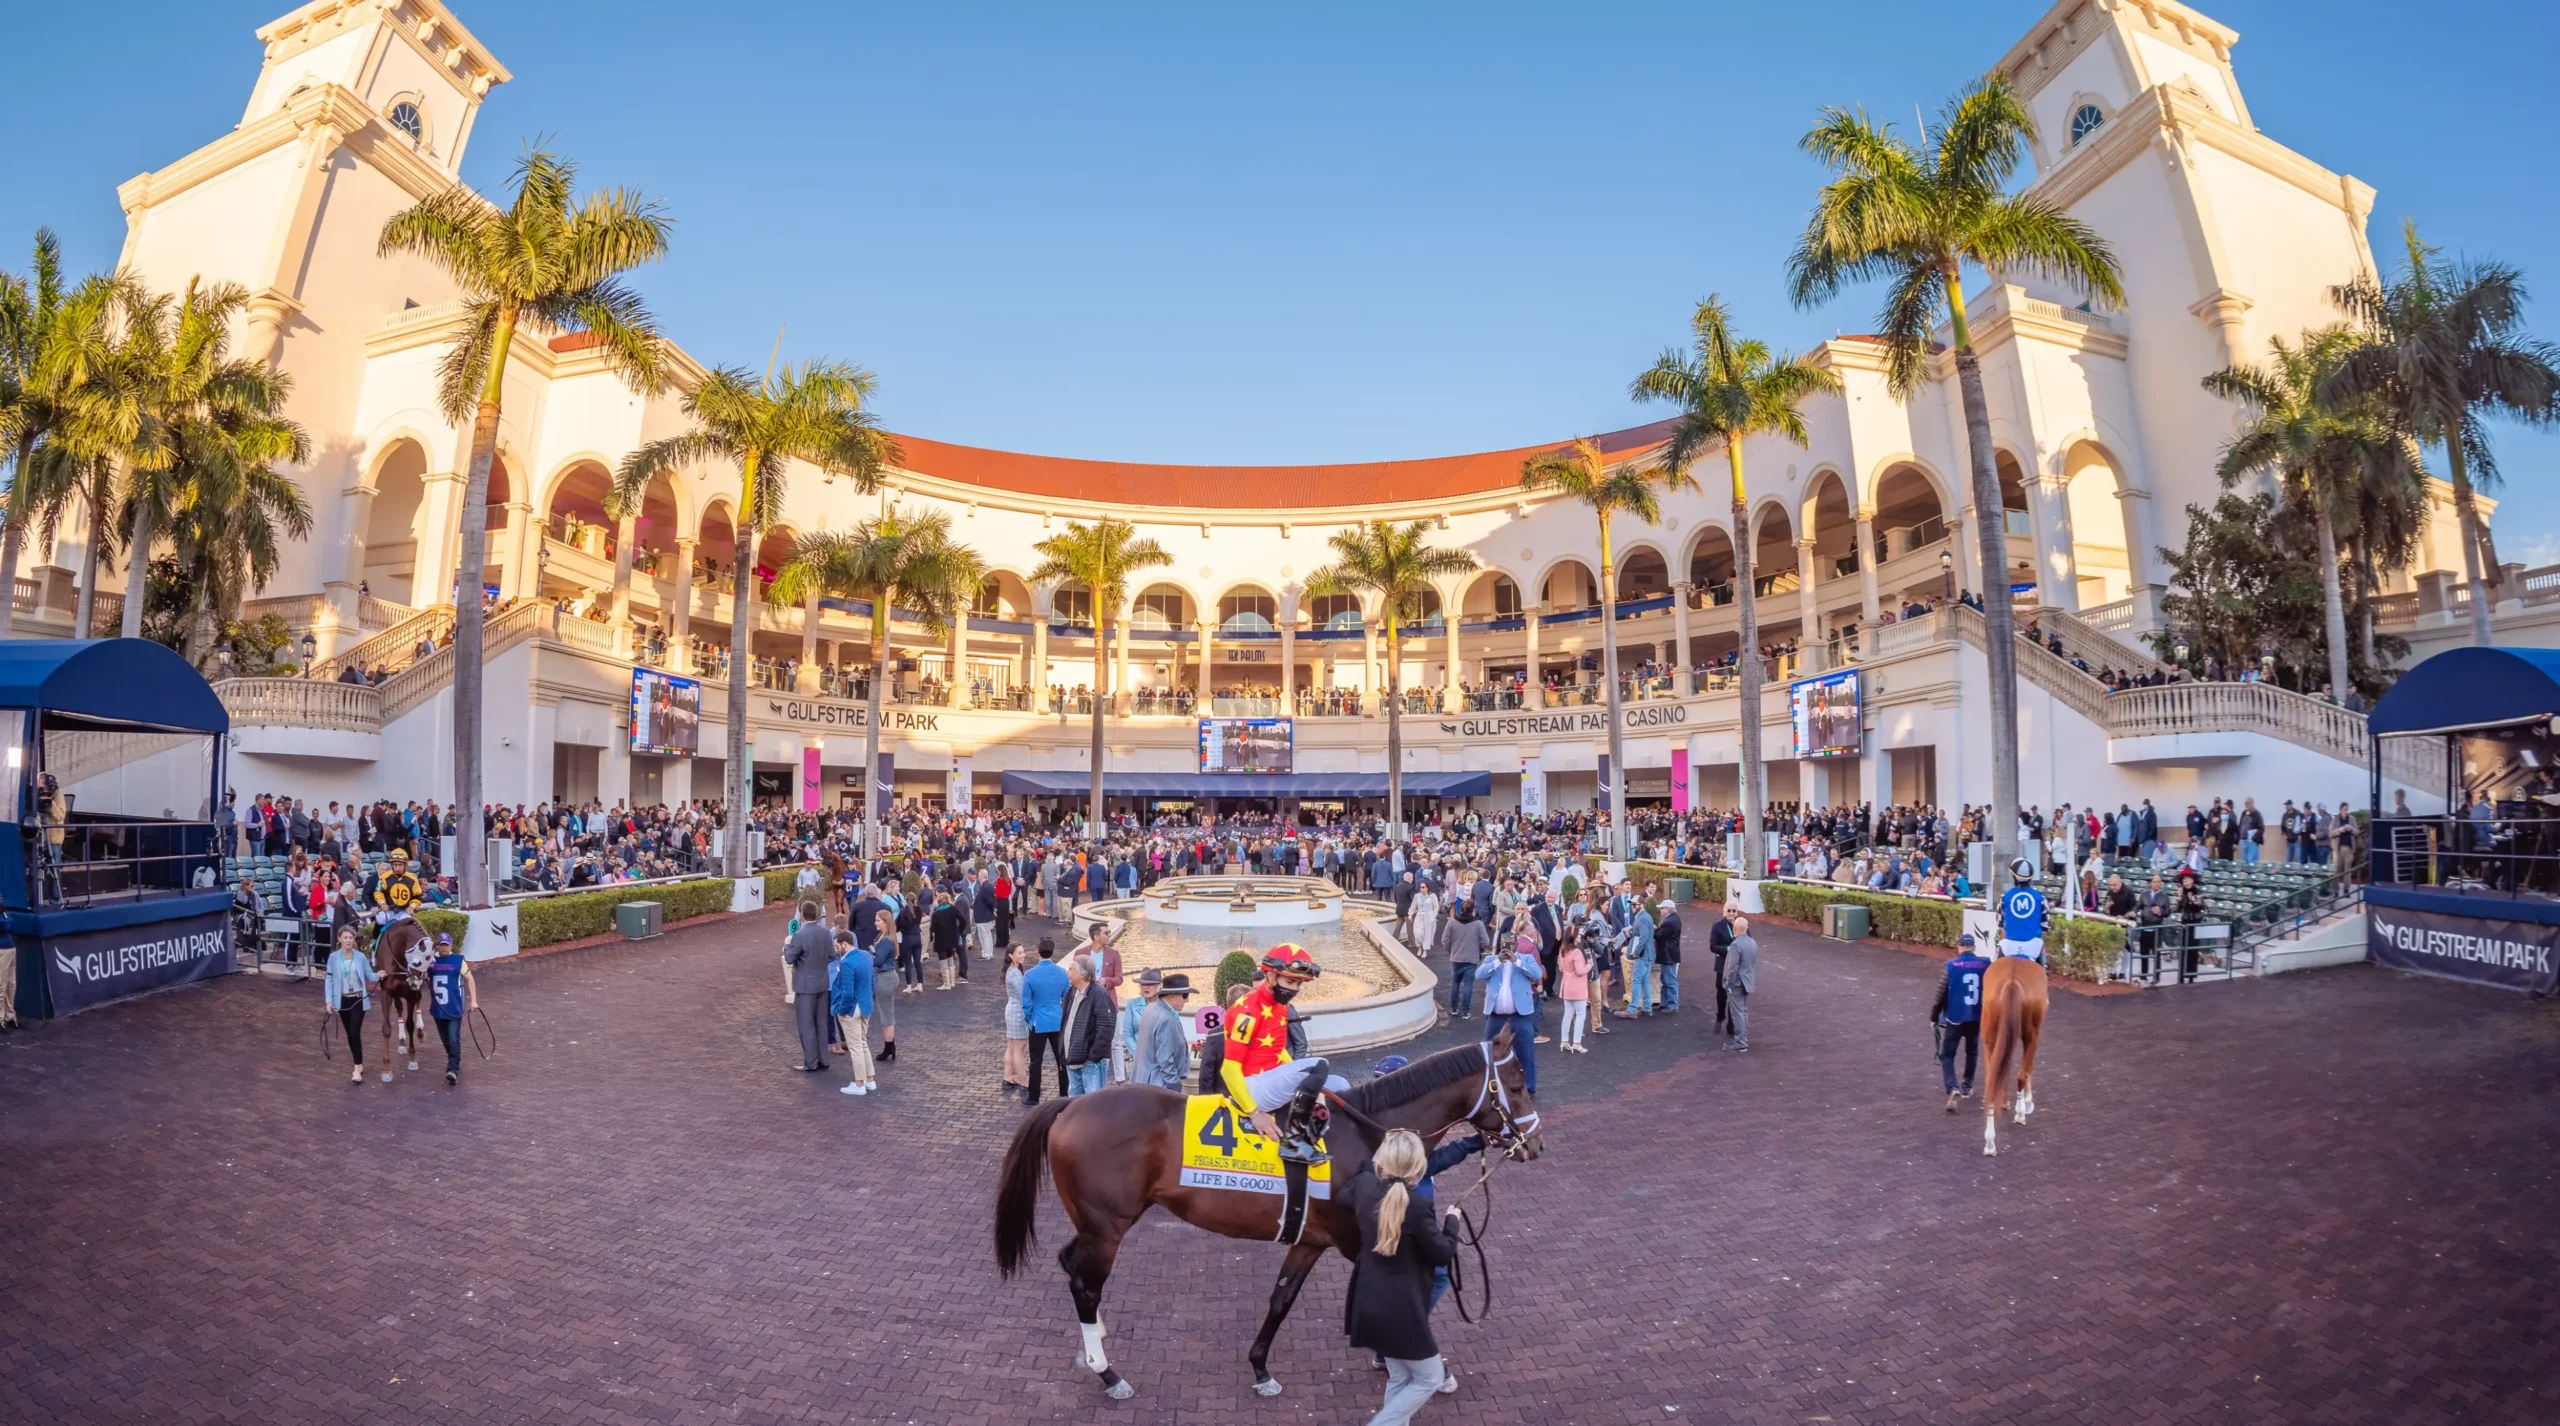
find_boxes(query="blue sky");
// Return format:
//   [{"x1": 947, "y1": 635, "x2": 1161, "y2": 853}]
[{"x1": 7, "y1": 1, "x2": 2556, "y2": 548}]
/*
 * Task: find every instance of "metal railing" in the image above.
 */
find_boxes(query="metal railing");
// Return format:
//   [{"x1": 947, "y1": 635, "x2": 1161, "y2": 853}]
[{"x1": 27, "y1": 819, "x2": 220, "y2": 909}]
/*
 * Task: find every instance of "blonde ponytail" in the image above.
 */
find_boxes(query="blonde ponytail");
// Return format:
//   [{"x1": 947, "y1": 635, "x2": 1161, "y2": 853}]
[{"x1": 1369, "y1": 1129, "x2": 1428, "y2": 1258}]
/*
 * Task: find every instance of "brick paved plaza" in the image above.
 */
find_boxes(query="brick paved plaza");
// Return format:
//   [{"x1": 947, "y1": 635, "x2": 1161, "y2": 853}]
[{"x1": 2, "y1": 909, "x2": 2554, "y2": 1425}]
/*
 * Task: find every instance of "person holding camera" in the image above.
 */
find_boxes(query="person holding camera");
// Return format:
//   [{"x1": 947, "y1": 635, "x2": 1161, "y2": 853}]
[{"x1": 1474, "y1": 927, "x2": 1544, "y2": 1094}]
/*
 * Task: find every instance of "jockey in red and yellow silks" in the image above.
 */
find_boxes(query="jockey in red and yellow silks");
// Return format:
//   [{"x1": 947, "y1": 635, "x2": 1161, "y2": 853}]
[{"x1": 1218, "y1": 945, "x2": 1333, "y2": 1163}]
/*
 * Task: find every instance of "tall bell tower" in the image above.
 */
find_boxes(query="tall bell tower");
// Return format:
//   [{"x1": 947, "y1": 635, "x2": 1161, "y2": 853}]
[{"x1": 242, "y1": 0, "x2": 509, "y2": 178}]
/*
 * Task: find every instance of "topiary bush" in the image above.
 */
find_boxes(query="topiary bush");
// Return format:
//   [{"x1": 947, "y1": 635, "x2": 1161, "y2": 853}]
[
  {"x1": 1214, "y1": 950, "x2": 1260, "y2": 1005},
  {"x1": 1629, "y1": 861, "x2": 1727, "y2": 909}
]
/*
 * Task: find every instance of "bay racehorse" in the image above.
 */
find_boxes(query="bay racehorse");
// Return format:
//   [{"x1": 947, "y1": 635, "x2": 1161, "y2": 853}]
[
  {"x1": 1978, "y1": 955, "x2": 2048, "y2": 1155},
  {"x1": 994, "y1": 1029, "x2": 1542, "y2": 1400},
  {"x1": 374, "y1": 919, "x2": 432, "y2": 1079}
]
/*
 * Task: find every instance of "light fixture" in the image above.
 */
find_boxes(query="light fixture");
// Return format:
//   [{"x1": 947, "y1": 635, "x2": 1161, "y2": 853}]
[
  {"x1": 300, "y1": 633, "x2": 317, "y2": 672},
  {"x1": 2173, "y1": 639, "x2": 2189, "y2": 664}
]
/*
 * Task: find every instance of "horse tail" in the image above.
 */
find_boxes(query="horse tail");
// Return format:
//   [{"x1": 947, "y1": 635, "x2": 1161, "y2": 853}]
[
  {"x1": 1985, "y1": 973, "x2": 2023, "y2": 1111},
  {"x1": 995, "y1": 1096, "x2": 1071, "y2": 1278}
]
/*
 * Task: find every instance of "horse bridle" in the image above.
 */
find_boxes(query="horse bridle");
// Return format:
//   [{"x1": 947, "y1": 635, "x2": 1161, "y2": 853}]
[{"x1": 1446, "y1": 1042, "x2": 1540, "y2": 1161}]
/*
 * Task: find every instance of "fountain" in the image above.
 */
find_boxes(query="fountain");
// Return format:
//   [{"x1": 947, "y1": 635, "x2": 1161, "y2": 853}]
[{"x1": 1070, "y1": 875, "x2": 1436, "y2": 1050}]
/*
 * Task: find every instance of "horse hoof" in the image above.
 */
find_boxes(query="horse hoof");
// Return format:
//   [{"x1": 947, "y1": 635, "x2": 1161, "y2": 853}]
[
  {"x1": 1983, "y1": 1144, "x2": 1997, "y2": 1157},
  {"x1": 379, "y1": 1073, "x2": 393, "y2": 1083},
  {"x1": 1103, "y1": 1378, "x2": 1136, "y2": 1401},
  {"x1": 407, "y1": 1061, "x2": 419, "y2": 1071},
  {"x1": 1252, "y1": 1377, "x2": 1283, "y2": 1397}
]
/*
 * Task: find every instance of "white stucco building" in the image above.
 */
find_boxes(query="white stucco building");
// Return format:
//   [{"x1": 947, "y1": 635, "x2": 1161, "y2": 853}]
[{"x1": 30, "y1": 0, "x2": 2491, "y2": 817}]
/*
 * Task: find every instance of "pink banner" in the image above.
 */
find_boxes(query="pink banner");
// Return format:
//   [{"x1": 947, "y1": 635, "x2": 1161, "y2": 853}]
[
  {"x1": 1671, "y1": 748, "x2": 1691, "y2": 814},
  {"x1": 801, "y1": 747, "x2": 822, "y2": 812}
]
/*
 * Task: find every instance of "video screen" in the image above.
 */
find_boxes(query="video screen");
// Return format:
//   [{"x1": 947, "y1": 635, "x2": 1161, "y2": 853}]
[
  {"x1": 631, "y1": 668, "x2": 701, "y2": 757},
  {"x1": 1198, "y1": 717, "x2": 1293, "y2": 774},
  {"x1": 1790, "y1": 669, "x2": 1862, "y2": 759}
]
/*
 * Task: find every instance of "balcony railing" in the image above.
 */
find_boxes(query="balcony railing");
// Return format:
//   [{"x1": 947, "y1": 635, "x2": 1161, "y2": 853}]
[
  {"x1": 215, "y1": 677, "x2": 384, "y2": 734},
  {"x1": 1293, "y1": 690, "x2": 1365, "y2": 718}
]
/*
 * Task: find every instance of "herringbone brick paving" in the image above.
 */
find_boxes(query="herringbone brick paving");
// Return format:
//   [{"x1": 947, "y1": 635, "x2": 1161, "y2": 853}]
[{"x1": 0, "y1": 905, "x2": 2552, "y2": 1424}]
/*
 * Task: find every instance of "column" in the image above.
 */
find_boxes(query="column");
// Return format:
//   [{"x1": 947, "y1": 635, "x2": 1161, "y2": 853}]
[
  {"x1": 667, "y1": 537, "x2": 695, "y2": 664},
  {"x1": 2032, "y1": 475, "x2": 2080, "y2": 611},
  {"x1": 948, "y1": 607, "x2": 972, "y2": 707},
  {"x1": 609, "y1": 515, "x2": 638, "y2": 654},
  {"x1": 1195, "y1": 620, "x2": 1214, "y2": 705},
  {"x1": 1280, "y1": 616, "x2": 1297, "y2": 706},
  {"x1": 1671, "y1": 582, "x2": 1695, "y2": 694},
  {"x1": 496, "y1": 501, "x2": 536, "y2": 600},
  {"x1": 1442, "y1": 604, "x2": 1463, "y2": 713},
  {"x1": 1854, "y1": 509, "x2": 1882, "y2": 628},
  {"x1": 1360, "y1": 616, "x2": 1380, "y2": 715},
  {"x1": 1112, "y1": 619, "x2": 1132, "y2": 714},
  {"x1": 1030, "y1": 609, "x2": 1050, "y2": 706},
  {"x1": 1955, "y1": 499, "x2": 1984, "y2": 596},
  {"x1": 796, "y1": 586, "x2": 822, "y2": 692},
  {"x1": 1524, "y1": 609, "x2": 1544, "y2": 710},
  {"x1": 1797, "y1": 535, "x2": 1820, "y2": 646},
  {"x1": 415, "y1": 469, "x2": 466, "y2": 610}
]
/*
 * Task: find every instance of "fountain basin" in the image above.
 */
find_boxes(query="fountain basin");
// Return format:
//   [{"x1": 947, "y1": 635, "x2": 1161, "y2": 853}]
[{"x1": 1141, "y1": 874, "x2": 1347, "y2": 929}]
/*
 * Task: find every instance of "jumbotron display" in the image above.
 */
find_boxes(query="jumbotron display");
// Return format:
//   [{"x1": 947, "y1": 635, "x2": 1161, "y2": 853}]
[
  {"x1": 1198, "y1": 717, "x2": 1293, "y2": 774},
  {"x1": 1790, "y1": 669, "x2": 1862, "y2": 759},
  {"x1": 631, "y1": 668, "x2": 701, "y2": 757}
]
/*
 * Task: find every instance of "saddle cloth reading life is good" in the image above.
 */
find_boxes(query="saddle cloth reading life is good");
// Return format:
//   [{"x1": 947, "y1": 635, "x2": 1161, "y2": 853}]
[{"x1": 1178, "y1": 1095, "x2": 1331, "y2": 1198}]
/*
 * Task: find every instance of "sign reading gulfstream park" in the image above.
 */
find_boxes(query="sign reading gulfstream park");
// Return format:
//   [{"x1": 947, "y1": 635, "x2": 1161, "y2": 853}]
[
  {"x1": 762, "y1": 697, "x2": 943, "y2": 732},
  {"x1": 36, "y1": 906, "x2": 234, "y2": 1017},
  {"x1": 2367, "y1": 902, "x2": 2560, "y2": 996}
]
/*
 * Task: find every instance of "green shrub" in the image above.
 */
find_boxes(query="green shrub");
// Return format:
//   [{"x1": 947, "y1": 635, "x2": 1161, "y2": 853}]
[
  {"x1": 2049, "y1": 918, "x2": 2125, "y2": 982},
  {"x1": 664, "y1": 879, "x2": 735, "y2": 922},
  {"x1": 1214, "y1": 950, "x2": 1259, "y2": 1004},
  {"x1": 1751, "y1": 876, "x2": 2125, "y2": 983},
  {"x1": 517, "y1": 881, "x2": 733, "y2": 948},
  {"x1": 762, "y1": 865, "x2": 805, "y2": 905},
  {"x1": 417, "y1": 908, "x2": 469, "y2": 955},
  {"x1": 1557, "y1": 874, "x2": 1581, "y2": 903},
  {"x1": 1629, "y1": 861, "x2": 1727, "y2": 909}
]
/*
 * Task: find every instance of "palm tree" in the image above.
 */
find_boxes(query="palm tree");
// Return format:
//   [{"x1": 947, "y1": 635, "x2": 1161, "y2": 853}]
[
  {"x1": 614, "y1": 362, "x2": 899, "y2": 878},
  {"x1": 162, "y1": 387, "x2": 315, "y2": 668},
  {"x1": 1633, "y1": 296, "x2": 1840, "y2": 875},
  {"x1": 0, "y1": 229, "x2": 73, "y2": 638},
  {"x1": 2203, "y1": 328, "x2": 2421, "y2": 700},
  {"x1": 96, "y1": 278, "x2": 304, "y2": 640},
  {"x1": 1787, "y1": 77, "x2": 2123, "y2": 868},
  {"x1": 1030, "y1": 519, "x2": 1171, "y2": 838},
  {"x1": 1519, "y1": 438, "x2": 1693, "y2": 859},
  {"x1": 29, "y1": 270, "x2": 158, "y2": 637},
  {"x1": 1302, "y1": 520, "x2": 1479, "y2": 838},
  {"x1": 2324, "y1": 222, "x2": 2560, "y2": 646},
  {"x1": 769, "y1": 507, "x2": 981, "y2": 858},
  {"x1": 380, "y1": 147, "x2": 671, "y2": 906}
]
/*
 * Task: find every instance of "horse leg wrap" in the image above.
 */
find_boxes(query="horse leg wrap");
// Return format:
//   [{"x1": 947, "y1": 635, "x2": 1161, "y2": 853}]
[{"x1": 1079, "y1": 1322, "x2": 1109, "y2": 1375}]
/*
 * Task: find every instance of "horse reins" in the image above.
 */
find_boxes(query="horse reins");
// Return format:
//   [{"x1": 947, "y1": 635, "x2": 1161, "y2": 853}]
[{"x1": 1431, "y1": 1042, "x2": 1537, "y2": 1324}]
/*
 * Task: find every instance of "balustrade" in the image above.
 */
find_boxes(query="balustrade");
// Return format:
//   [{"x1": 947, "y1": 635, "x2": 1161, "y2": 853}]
[{"x1": 215, "y1": 677, "x2": 383, "y2": 733}]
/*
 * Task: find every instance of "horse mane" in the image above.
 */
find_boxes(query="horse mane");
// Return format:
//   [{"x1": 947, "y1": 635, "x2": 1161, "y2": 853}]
[{"x1": 1339, "y1": 1042, "x2": 1487, "y2": 1118}]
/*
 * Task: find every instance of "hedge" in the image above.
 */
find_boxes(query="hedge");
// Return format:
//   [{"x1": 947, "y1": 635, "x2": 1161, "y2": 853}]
[
  {"x1": 1753, "y1": 879, "x2": 2125, "y2": 982},
  {"x1": 1214, "y1": 950, "x2": 1260, "y2": 1005},
  {"x1": 424, "y1": 872, "x2": 786, "y2": 957},
  {"x1": 1627, "y1": 861, "x2": 1730, "y2": 908}
]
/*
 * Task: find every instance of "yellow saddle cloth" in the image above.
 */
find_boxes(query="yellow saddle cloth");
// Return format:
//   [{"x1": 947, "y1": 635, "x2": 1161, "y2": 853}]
[{"x1": 1178, "y1": 1095, "x2": 1332, "y2": 1197}]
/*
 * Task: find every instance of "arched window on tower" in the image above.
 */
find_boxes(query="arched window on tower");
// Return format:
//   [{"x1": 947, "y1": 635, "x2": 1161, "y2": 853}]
[
  {"x1": 388, "y1": 99, "x2": 425, "y2": 145},
  {"x1": 2069, "y1": 103, "x2": 2106, "y2": 146}
]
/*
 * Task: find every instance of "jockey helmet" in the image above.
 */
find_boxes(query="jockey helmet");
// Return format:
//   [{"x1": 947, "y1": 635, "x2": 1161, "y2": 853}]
[
  {"x1": 389, "y1": 848, "x2": 410, "y2": 863},
  {"x1": 1260, "y1": 943, "x2": 1321, "y2": 981},
  {"x1": 2008, "y1": 856, "x2": 2035, "y2": 884}
]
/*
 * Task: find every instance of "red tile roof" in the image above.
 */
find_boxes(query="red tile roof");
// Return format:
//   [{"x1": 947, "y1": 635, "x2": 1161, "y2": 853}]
[{"x1": 885, "y1": 419, "x2": 1680, "y2": 511}]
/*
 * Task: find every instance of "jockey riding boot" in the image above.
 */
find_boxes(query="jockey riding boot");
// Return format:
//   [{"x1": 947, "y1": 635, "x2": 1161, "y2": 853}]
[{"x1": 1277, "y1": 1079, "x2": 1330, "y2": 1166}]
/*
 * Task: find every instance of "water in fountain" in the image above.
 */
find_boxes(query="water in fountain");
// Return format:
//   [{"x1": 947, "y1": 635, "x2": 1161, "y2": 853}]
[{"x1": 1084, "y1": 900, "x2": 1405, "y2": 1005}]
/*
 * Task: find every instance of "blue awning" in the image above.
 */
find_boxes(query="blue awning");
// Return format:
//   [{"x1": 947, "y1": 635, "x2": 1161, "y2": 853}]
[
  {"x1": 0, "y1": 639, "x2": 227, "y2": 732},
  {"x1": 998, "y1": 770, "x2": 1493, "y2": 798},
  {"x1": 2369, "y1": 646, "x2": 2560, "y2": 737}
]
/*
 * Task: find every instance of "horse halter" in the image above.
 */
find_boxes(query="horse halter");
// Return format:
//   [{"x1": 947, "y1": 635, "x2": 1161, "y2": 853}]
[{"x1": 1453, "y1": 1042, "x2": 1541, "y2": 1160}]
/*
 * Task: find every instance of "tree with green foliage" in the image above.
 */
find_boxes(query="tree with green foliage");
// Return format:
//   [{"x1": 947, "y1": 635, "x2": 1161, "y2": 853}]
[
  {"x1": 2149, "y1": 491, "x2": 2406, "y2": 694},
  {"x1": 1303, "y1": 519, "x2": 1479, "y2": 837},
  {"x1": 615, "y1": 362, "x2": 899, "y2": 876},
  {"x1": 770, "y1": 508, "x2": 982, "y2": 857},
  {"x1": 1633, "y1": 296, "x2": 1839, "y2": 868},
  {"x1": 1788, "y1": 77, "x2": 2122, "y2": 867},
  {"x1": 380, "y1": 147, "x2": 671, "y2": 905},
  {"x1": 1030, "y1": 519, "x2": 1172, "y2": 836},
  {"x1": 1519, "y1": 438, "x2": 1691, "y2": 859},
  {"x1": 2324, "y1": 222, "x2": 2560, "y2": 646}
]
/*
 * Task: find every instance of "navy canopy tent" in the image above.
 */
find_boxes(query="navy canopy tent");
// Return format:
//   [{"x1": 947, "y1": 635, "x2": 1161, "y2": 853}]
[
  {"x1": 999, "y1": 770, "x2": 1493, "y2": 800},
  {"x1": 2, "y1": 639, "x2": 233, "y2": 1020},
  {"x1": 2368, "y1": 646, "x2": 2560, "y2": 738},
  {"x1": 2364, "y1": 646, "x2": 2560, "y2": 996}
]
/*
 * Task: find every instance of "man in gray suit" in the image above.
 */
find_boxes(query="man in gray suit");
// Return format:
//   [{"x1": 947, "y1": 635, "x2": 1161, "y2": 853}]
[
  {"x1": 782, "y1": 900, "x2": 838, "y2": 1071},
  {"x1": 1721, "y1": 913, "x2": 1758, "y2": 1053},
  {"x1": 1136, "y1": 974, "x2": 1195, "y2": 1092}
]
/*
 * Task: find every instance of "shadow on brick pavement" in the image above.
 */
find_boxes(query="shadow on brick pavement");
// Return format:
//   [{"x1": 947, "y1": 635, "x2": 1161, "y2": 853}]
[{"x1": 1, "y1": 905, "x2": 2554, "y2": 1425}]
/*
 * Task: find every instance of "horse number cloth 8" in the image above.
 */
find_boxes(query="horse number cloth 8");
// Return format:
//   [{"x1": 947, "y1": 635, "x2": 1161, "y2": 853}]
[{"x1": 1178, "y1": 1095, "x2": 1331, "y2": 1198}]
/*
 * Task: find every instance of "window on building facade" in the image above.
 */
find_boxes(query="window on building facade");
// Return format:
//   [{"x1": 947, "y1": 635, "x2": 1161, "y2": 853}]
[
  {"x1": 388, "y1": 99, "x2": 424, "y2": 144},
  {"x1": 1491, "y1": 575, "x2": 1521, "y2": 617},
  {"x1": 1217, "y1": 591, "x2": 1276, "y2": 634},
  {"x1": 2069, "y1": 103, "x2": 2105, "y2": 146},
  {"x1": 1310, "y1": 593, "x2": 1362, "y2": 631}
]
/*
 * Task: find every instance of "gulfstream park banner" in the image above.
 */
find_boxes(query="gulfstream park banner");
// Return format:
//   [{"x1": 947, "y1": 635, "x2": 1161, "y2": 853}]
[
  {"x1": 2367, "y1": 902, "x2": 2560, "y2": 996},
  {"x1": 39, "y1": 906, "x2": 233, "y2": 1016}
]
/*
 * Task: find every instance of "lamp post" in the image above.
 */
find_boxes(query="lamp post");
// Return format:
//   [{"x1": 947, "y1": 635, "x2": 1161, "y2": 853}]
[
  {"x1": 1939, "y1": 548, "x2": 1953, "y2": 604},
  {"x1": 2172, "y1": 638, "x2": 2190, "y2": 672},
  {"x1": 300, "y1": 632, "x2": 317, "y2": 678},
  {"x1": 2259, "y1": 647, "x2": 2276, "y2": 681}
]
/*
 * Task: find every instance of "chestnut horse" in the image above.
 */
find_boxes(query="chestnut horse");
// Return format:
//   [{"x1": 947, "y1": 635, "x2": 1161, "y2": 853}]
[
  {"x1": 1978, "y1": 955, "x2": 2048, "y2": 1156},
  {"x1": 374, "y1": 919, "x2": 432, "y2": 1079},
  {"x1": 994, "y1": 1030, "x2": 1542, "y2": 1400}
]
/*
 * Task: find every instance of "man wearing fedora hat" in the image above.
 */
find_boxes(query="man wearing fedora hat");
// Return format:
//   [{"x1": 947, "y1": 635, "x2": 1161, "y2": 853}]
[{"x1": 1135, "y1": 971, "x2": 1195, "y2": 1093}]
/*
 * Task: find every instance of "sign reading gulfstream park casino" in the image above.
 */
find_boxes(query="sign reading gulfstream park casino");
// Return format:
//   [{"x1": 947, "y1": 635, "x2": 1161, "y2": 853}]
[{"x1": 1436, "y1": 705, "x2": 1691, "y2": 740}]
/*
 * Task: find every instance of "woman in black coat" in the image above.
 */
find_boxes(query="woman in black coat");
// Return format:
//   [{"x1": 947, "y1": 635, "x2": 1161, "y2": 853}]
[{"x1": 1342, "y1": 1128, "x2": 1459, "y2": 1422}]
